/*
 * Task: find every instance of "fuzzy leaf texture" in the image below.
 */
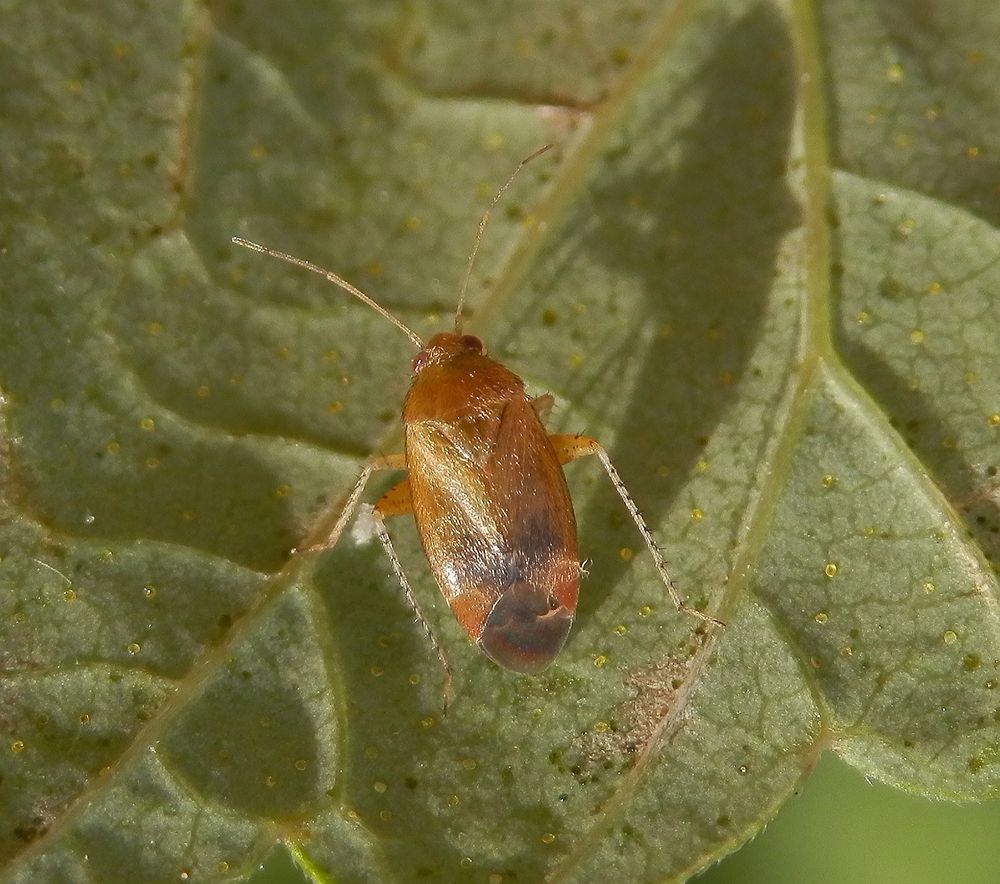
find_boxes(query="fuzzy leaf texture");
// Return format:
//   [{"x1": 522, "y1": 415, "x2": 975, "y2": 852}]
[{"x1": 1, "y1": 0, "x2": 998, "y2": 881}]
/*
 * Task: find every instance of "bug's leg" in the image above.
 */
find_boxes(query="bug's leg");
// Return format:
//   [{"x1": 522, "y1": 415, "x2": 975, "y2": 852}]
[
  {"x1": 373, "y1": 481, "x2": 455, "y2": 713},
  {"x1": 374, "y1": 475, "x2": 413, "y2": 515},
  {"x1": 530, "y1": 393, "x2": 555, "y2": 424},
  {"x1": 548, "y1": 434, "x2": 724, "y2": 628},
  {"x1": 295, "y1": 453, "x2": 406, "y2": 554}
]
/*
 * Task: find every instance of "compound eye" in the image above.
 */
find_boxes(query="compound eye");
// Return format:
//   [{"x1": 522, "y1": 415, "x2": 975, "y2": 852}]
[
  {"x1": 461, "y1": 335, "x2": 483, "y2": 353},
  {"x1": 412, "y1": 350, "x2": 430, "y2": 373}
]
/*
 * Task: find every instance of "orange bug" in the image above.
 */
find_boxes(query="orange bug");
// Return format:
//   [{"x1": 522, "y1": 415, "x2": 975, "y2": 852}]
[{"x1": 234, "y1": 146, "x2": 721, "y2": 700}]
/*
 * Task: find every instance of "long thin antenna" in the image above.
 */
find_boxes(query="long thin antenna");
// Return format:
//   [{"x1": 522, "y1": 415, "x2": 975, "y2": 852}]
[
  {"x1": 454, "y1": 143, "x2": 552, "y2": 333},
  {"x1": 232, "y1": 237, "x2": 425, "y2": 350}
]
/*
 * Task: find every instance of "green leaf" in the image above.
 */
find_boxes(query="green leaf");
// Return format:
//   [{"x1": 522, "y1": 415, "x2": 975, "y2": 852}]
[{"x1": 2, "y1": 0, "x2": 998, "y2": 881}]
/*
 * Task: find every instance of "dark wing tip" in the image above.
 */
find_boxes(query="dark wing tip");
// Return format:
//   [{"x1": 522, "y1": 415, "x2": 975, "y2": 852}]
[{"x1": 478, "y1": 581, "x2": 574, "y2": 674}]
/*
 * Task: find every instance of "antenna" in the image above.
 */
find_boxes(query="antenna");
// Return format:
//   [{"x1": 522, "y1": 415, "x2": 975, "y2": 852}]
[
  {"x1": 454, "y1": 144, "x2": 552, "y2": 334},
  {"x1": 231, "y1": 237, "x2": 425, "y2": 350}
]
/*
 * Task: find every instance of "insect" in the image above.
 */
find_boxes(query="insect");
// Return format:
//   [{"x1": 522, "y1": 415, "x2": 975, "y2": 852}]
[{"x1": 234, "y1": 146, "x2": 721, "y2": 700}]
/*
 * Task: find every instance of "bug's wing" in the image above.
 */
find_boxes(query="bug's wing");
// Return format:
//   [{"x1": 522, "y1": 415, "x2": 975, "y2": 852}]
[
  {"x1": 407, "y1": 396, "x2": 580, "y2": 660},
  {"x1": 489, "y1": 396, "x2": 578, "y2": 559}
]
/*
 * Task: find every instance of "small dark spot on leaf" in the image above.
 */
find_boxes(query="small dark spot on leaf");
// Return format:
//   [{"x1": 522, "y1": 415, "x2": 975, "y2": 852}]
[
  {"x1": 964, "y1": 654, "x2": 982, "y2": 672},
  {"x1": 13, "y1": 817, "x2": 47, "y2": 843},
  {"x1": 604, "y1": 144, "x2": 631, "y2": 163},
  {"x1": 611, "y1": 46, "x2": 632, "y2": 66}
]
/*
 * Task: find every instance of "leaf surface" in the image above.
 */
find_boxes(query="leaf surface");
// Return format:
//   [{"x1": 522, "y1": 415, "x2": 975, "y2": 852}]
[{"x1": 1, "y1": 0, "x2": 998, "y2": 881}]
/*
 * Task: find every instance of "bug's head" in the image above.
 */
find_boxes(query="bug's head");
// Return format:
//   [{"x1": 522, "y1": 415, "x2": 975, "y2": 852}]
[
  {"x1": 478, "y1": 582, "x2": 574, "y2": 674},
  {"x1": 411, "y1": 332, "x2": 484, "y2": 374}
]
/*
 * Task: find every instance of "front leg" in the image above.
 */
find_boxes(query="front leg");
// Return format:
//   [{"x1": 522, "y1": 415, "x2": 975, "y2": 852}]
[{"x1": 295, "y1": 452, "x2": 406, "y2": 554}]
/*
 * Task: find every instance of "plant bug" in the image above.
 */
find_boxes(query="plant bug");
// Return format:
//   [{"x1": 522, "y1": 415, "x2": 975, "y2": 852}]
[{"x1": 234, "y1": 146, "x2": 722, "y2": 702}]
